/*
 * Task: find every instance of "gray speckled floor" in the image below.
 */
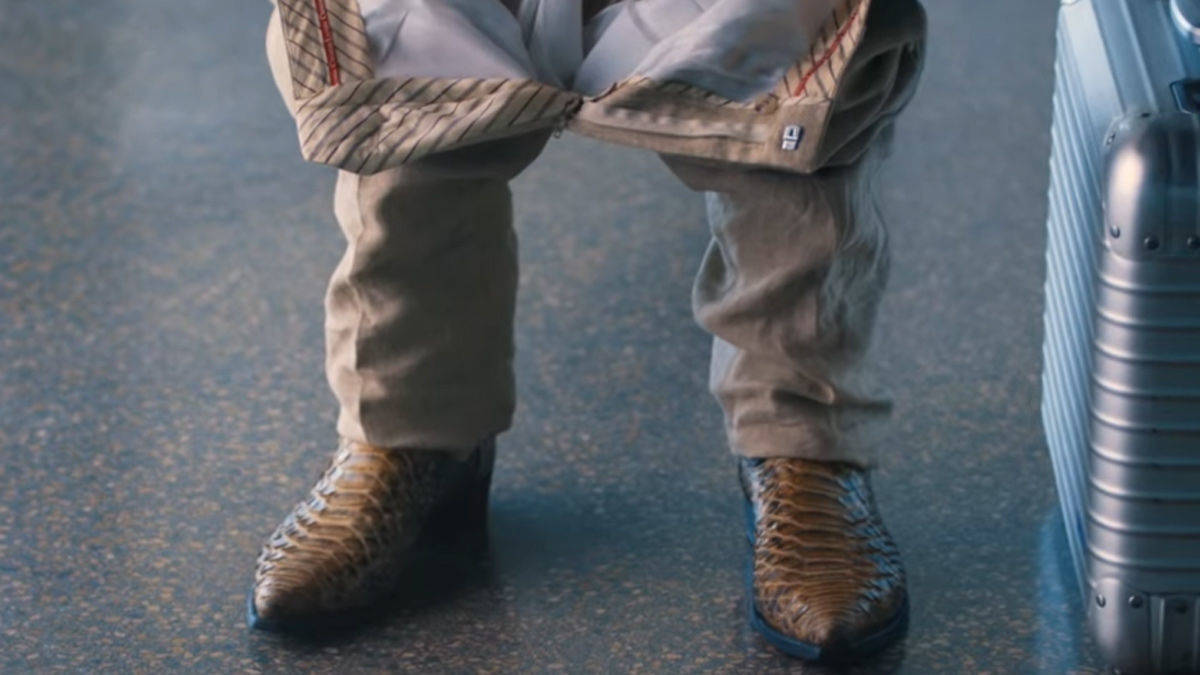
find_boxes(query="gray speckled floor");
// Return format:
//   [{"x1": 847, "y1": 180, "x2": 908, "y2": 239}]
[{"x1": 1, "y1": 1, "x2": 1106, "y2": 672}]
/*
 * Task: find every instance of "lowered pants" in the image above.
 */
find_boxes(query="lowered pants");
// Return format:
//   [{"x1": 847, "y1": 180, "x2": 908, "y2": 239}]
[{"x1": 265, "y1": 0, "x2": 926, "y2": 464}]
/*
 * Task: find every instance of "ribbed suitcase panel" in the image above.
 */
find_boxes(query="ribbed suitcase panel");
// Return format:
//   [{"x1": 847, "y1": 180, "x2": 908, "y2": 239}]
[
  {"x1": 1043, "y1": 7, "x2": 1105, "y2": 598},
  {"x1": 1089, "y1": 258, "x2": 1200, "y2": 591}
]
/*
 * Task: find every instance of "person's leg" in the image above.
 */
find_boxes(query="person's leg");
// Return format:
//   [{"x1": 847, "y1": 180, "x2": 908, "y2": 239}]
[
  {"x1": 251, "y1": 3, "x2": 552, "y2": 629},
  {"x1": 688, "y1": 159, "x2": 907, "y2": 648},
  {"x1": 589, "y1": 0, "x2": 926, "y2": 660},
  {"x1": 326, "y1": 136, "x2": 545, "y2": 453},
  {"x1": 663, "y1": 128, "x2": 902, "y2": 658},
  {"x1": 667, "y1": 132, "x2": 895, "y2": 466}
]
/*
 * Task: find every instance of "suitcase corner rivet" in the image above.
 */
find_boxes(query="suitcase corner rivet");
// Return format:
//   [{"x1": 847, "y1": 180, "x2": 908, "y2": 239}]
[
  {"x1": 1187, "y1": 236, "x2": 1200, "y2": 250},
  {"x1": 1144, "y1": 236, "x2": 1160, "y2": 251},
  {"x1": 1097, "y1": 594, "x2": 1107, "y2": 608},
  {"x1": 1128, "y1": 595, "x2": 1143, "y2": 609}
]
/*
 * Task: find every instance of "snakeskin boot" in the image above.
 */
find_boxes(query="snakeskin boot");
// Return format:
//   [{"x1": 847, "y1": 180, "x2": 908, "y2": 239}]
[
  {"x1": 247, "y1": 437, "x2": 495, "y2": 631},
  {"x1": 740, "y1": 458, "x2": 908, "y2": 661}
]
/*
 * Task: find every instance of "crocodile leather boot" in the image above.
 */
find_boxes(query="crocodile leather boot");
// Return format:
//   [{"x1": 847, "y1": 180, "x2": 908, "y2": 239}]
[
  {"x1": 740, "y1": 458, "x2": 908, "y2": 661},
  {"x1": 247, "y1": 437, "x2": 495, "y2": 631}
]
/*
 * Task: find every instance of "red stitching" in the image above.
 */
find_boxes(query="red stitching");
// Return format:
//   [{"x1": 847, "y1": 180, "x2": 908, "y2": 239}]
[
  {"x1": 792, "y1": 3, "x2": 862, "y2": 97},
  {"x1": 312, "y1": 0, "x2": 341, "y2": 86}
]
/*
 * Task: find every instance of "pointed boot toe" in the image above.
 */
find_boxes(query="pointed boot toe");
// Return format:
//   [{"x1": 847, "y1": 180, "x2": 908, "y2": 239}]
[
  {"x1": 248, "y1": 437, "x2": 495, "y2": 631},
  {"x1": 741, "y1": 457, "x2": 908, "y2": 661}
]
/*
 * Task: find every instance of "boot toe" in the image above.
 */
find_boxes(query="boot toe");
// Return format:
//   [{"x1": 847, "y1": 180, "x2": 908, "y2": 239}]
[
  {"x1": 249, "y1": 579, "x2": 312, "y2": 626},
  {"x1": 743, "y1": 457, "x2": 908, "y2": 660},
  {"x1": 753, "y1": 580, "x2": 907, "y2": 658},
  {"x1": 245, "y1": 438, "x2": 496, "y2": 631}
]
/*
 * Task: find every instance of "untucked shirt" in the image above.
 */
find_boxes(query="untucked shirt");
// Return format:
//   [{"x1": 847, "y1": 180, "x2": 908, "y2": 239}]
[{"x1": 357, "y1": 0, "x2": 839, "y2": 101}]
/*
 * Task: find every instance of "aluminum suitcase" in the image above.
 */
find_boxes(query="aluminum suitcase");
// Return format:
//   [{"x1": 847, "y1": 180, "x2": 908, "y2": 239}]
[{"x1": 1043, "y1": 0, "x2": 1200, "y2": 671}]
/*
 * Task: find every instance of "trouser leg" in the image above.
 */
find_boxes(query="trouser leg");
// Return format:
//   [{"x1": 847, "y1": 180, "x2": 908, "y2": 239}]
[
  {"x1": 665, "y1": 123, "x2": 897, "y2": 466},
  {"x1": 268, "y1": 1, "x2": 550, "y2": 450},
  {"x1": 651, "y1": 0, "x2": 923, "y2": 466},
  {"x1": 267, "y1": 0, "x2": 922, "y2": 457},
  {"x1": 325, "y1": 134, "x2": 549, "y2": 451}
]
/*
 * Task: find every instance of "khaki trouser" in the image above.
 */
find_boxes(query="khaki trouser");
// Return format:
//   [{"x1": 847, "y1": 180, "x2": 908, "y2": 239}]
[{"x1": 265, "y1": 0, "x2": 926, "y2": 464}]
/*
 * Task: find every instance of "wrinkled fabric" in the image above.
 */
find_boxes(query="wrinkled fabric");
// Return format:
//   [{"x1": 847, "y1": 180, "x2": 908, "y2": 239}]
[
  {"x1": 517, "y1": 1, "x2": 583, "y2": 88},
  {"x1": 264, "y1": 0, "x2": 927, "y2": 462},
  {"x1": 355, "y1": 0, "x2": 837, "y2": 99},
  {"x1": 325, "y1": 133, "x2": 551, "y2": 450},
  {"x1": 582, "y1": 0, "x2": 841, "y2": 99},
  {"x1": 663, "y1": 122, "x2": 898, "y2": 461},
  {"x1": 358, "y1": 0, "x2": 538, "y2": 81}
]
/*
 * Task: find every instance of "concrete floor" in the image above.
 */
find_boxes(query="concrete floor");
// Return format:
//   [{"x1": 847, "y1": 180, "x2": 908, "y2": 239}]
[{"x1": 1, "y1": 0, "x2": 1107, "y2": 672}]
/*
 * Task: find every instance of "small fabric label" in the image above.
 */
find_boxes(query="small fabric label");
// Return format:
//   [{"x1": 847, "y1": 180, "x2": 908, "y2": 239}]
[{"x1": 781, "y1": 125, "x2": 804, "y2": 151}]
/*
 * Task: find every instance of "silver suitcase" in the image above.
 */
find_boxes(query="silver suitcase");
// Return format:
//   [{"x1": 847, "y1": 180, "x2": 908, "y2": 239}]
[{"x1": 1043, "y1": 0, "x2": 1200, "y2": 671}]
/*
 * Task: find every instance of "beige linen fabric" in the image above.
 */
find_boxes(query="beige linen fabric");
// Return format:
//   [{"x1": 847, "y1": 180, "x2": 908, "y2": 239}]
[
  {"x1": 664, "y1": 123, "x2": 899, "y2": 460},
  {"x1": 324, "y1": 133, "x2": 550, "y2": 451},
  {"x1": 265, "y1": 0, "x2": 926, "y2": 463}
]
